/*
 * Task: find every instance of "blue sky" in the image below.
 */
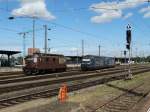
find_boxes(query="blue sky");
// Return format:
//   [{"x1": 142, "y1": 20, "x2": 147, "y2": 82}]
[{"x1": 0, "y1": 0, "x2": 150, "y2": 57}]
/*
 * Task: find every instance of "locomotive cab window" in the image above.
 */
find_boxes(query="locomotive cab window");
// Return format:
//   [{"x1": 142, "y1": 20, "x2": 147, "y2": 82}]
[
  {"x1": 25, "y1": 57, "x2": 34, "y2": 64},
  {"x1": 82, "y1": 59, "x2": 91, "y2": 64}
]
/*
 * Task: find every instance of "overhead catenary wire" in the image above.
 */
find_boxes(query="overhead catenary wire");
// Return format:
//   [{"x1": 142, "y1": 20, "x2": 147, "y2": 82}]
[
  {"x1": 1, "y1": 0, "x2": 148, "y2": 35},
  {"x1": 0, "y1": 27, "x2": 19, "y2": 32},
  {"x1": 0, "y1": 0, "x2": 149, "y2": 13},
  {"x1": 50, "y1": 0, "x2": 149, "y2": 12},
  {"x1": 48, "y1": 1, "x2": 150, "y2": 13},
  {"x1": 0, "y1": 0, "x2": 149, "y2": 53},
  {"x1": 48, "y1": 21, "x2": 116, "y2": 47},
  {"x1": 49, "y1": 22, "x2": 100, "y2": 39},
  {"x1": 0, "y1": 26, "x2": 43, "y2": 34}
]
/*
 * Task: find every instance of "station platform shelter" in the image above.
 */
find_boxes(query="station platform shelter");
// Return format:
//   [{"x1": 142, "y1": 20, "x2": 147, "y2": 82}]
[{"x1": 0, "y1": 50, "x2": 21, "y2": 67}]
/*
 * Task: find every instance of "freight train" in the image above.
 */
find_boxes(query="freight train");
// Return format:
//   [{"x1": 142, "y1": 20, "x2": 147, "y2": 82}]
[
  {"x1": 23, "y1": 53, "x2": 66, "y2": 75},
  {"x1": 81, "y1": 55, "x2": 115, "y2": 71}
]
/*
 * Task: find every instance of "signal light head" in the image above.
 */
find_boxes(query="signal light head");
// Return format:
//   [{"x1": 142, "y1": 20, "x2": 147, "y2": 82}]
[
  {"x1": 126, "y1": 30, "x2": 131, "y2": 44},
  {"x1": 126, "y1": 44, "x2": 130, "y2": 50}
]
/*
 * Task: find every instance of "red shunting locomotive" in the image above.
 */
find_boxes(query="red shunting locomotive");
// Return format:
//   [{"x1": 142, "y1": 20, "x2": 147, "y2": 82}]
[{"x1": 23, "y1": 53, "x2": 66, "y2": 75}]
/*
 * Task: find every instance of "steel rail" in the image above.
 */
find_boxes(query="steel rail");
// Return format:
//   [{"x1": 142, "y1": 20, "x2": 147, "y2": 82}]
[{"x1": 0, "y1": 67, "x2": 149, "y2": 109}]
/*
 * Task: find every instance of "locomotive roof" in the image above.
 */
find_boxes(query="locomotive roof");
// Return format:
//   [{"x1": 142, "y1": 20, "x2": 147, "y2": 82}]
[{"x1": 84, "y1": 55, "x2": 114, "y2": 58}]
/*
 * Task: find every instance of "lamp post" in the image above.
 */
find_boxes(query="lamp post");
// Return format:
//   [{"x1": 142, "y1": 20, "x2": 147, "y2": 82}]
[
  {"x1": 43, "y1": 25, "x2": 51, "y2": 54},
  {"x1": 33, "y1": 18, "x2": 35, "y2": 49},
  {"x1": 98, "y1": 44, "x2": 101, "y2": 57}
]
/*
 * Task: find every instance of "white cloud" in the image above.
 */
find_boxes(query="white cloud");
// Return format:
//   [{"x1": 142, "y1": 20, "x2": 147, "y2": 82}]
[
  {"x1": 140, "y1": 6, "x2": 150, "y2": 13},
  {"x1": 140, "y1": 6, "x2": 150, "y2": 18},
  {"x1": 143, "y1": 12, "x2": 150, "y2": 18},
  {"x1": 91, "y1": 10, "x2": 122, "y2": 23},
  {"x1": 90, "y1": 0, "x2": 145, "y2": 23},
  {"x1": 123, "y1": 12, "x2": 133, "y2": 19},
  {"x1": 12, "y1": 0, "x2": 55, "y2": 20}
]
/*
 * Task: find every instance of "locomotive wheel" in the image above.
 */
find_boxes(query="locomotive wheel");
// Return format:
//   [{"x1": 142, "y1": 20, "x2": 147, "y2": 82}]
[
  {"x1": 24, "y1": 69, "x2": 32, "y2": 75},
  {"x1": 63, "y1": 68, "x2": 66, "y2": 72},
  {"x1": 57, "y1": 68, "x2": 66, "y2": 72},
  {"x1": 40, "y1": 70, "x2": 46, "y2": 74}
]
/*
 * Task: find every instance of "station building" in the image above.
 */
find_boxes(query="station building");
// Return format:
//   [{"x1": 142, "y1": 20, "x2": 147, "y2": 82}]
[{"x1": 0, "y1": 50, "x2": 21, "y2": 67}]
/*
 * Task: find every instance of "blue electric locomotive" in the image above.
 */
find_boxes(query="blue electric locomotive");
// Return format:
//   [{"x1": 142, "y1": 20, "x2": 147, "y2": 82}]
[{"x1": 81, "y1": 55, "x2": 115, "y2": 71}]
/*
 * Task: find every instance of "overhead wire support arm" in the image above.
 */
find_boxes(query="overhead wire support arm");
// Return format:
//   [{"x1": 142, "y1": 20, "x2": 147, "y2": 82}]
[{"x1": 18, "y1": 32, "x2": 29, "y2": 57}]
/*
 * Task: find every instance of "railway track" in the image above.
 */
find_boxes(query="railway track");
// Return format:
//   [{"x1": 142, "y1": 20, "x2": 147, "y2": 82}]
[
  {"x1": 0, "y1": 64, "x2": 147, "y2": 83},
  {"x1": 0, "y1": 70, "x2": 81, "y2": 80},
  {"x1": 92, "y1": 82, "x2": 150, "y2": 112},
  {"x1": 0, "y1": 67, "x2": 113, "y2": 80},
  {"x1": 0, "y1": 71, "x2": 22, "y2": 76},
  {"x1": 0, "y1": 66, "x2": 148, "y2": 94},
  {"x1": 0, "y1": 65, "x2": 146, "y2": 85},
  {"x1": 0, "y1": 66, "x2": 149, "y2": 109},
  {"x1": 0, "y1": 66, "x2": 126, "y2": 81},
  {"x1": 0, "y1": 64, "x2": 146, "y2": 80}
]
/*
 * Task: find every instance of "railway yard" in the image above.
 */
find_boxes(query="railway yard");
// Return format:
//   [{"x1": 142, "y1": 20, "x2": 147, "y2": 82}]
[
  {"x1": 1, "y1": 1, "x2": 150, "y2": 112},
  {"x1": 0, "y1": 64, "x2": 149, "y2": 112}
]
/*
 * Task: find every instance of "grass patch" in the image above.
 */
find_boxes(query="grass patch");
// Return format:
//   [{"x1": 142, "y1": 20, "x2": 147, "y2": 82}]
[{"x1": 68, "y1": 72, "x2": 150, "y2": 105}]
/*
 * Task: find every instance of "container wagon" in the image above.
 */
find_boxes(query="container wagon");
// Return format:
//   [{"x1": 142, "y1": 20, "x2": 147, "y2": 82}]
[{"x1": 23, "y1": 53, "x2": 66, "y2": 75}]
